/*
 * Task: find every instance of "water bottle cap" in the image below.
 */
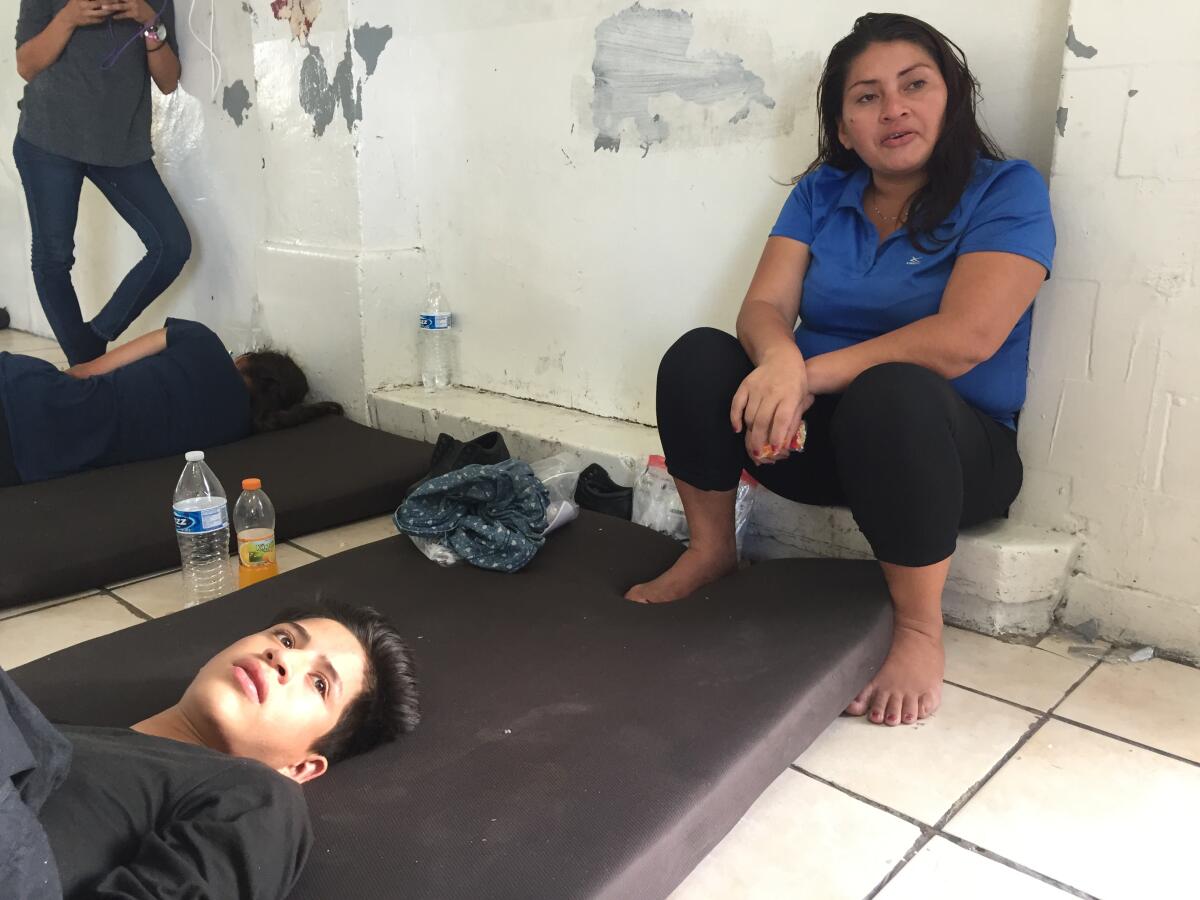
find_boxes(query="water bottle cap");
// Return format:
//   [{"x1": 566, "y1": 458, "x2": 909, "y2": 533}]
[
  {"x1": 242, "y1": 477, "x2": 261, "y2": 490},
  {"x1": 185, "y1": 450, "x2": 205, "y2": 462}
]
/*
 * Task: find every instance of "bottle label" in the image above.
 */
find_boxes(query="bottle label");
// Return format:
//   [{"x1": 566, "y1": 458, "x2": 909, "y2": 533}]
[
  {"x1": 238, "y1": 537, "x2": 277, "y2": 567},
  {"x1": 419, "y1": 312, "x2": 452, "y2": 330},
  {"x1": 174, "y1": 504, "x2": 229, "y2": 534}
]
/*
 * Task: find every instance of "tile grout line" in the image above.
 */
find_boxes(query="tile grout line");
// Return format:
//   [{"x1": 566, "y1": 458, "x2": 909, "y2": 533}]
[
  {"x1": 942, "y1": 678, "x2": 1045, "y2": 715},
  {"x1": 0, "y1": 593, "x2": 105, "y2": 623},
  {"x1": 934, "y1": 832, "x2": 1102, "y2": 900},
  {"x1": 927, "y1": 656, "x2": 1103, "y2": 833},
  {"x1": 1049, "y1": 713, "x2": 1200, "y2": 770},
  {"x1": 100, "y1": 588, "x2": 154, "y2": 622},
  {"x1": 797, "y1": 764, "x2": 1097, "y2": 900},
  {"x1": 946, "y1": 675, "x2": 1200, "y2": 770},
  {"x1": 833, "y1": 658, "x2": 1108, "y2": 899},
  {"x1": 792, "y1": 765, "x2": 935, "y2": 834}
]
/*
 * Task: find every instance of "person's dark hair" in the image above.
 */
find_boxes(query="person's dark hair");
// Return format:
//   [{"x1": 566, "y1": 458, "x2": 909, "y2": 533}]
[
  {"x1": 270, "y1": 600, "x2": 420, "y2": 765},
  {"x1": 802, "y1": 12, "x2": 1005, "y2": 251},
  {"x1": 239, "y1": 348, "x2": 343, "y2": 433}
]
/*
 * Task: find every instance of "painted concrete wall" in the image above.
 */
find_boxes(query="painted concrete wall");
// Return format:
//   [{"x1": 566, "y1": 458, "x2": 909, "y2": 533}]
[{"x1": 1013, "y1": 0, "x2": 1200, "y2": 656}]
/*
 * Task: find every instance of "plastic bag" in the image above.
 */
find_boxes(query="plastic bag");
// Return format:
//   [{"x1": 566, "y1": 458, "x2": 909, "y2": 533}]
[
  {"x1": 409, "y1": 534, "x2": 461, "y2": 567},
  {"x1": 632, "y1": 455, "x2": 758, "y2": 555},
  {"x1": 529, "y1": 452, "x2": 581, "y2": 535}
]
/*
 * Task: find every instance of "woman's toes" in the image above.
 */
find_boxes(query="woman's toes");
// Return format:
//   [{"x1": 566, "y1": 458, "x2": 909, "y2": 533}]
[
  {"x1": 845, "y1": 685, "x2": 873, "y2": 716},
  {"x1": 917, "y1": 690, "x2": 939, "y2": 719},
  {"x1": 901, "y1": 694, "x2": 919, "y2": 724},
  {"x1": 883, "y1": 694, "x2": 904, "y2": 726},
  {"x1": 869, "y1": 693, "x2": 889, "y2": 724}
]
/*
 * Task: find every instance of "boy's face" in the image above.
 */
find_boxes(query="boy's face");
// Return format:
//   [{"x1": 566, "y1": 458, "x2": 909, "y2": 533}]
[{"x1": 181, "y1": 617, "x2": 368, "y2": 782}]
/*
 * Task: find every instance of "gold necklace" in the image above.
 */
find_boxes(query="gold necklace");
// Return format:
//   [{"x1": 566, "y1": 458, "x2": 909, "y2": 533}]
[{"x1": 869, "y1": 186, "x2": 905, "y2": 222}]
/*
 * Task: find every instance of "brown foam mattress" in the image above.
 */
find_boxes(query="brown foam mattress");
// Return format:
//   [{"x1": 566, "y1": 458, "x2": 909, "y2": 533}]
[
  {"x1": 0, "y1": 415, "x2": 430, "y2": 609},
  {"x1": 11, "y1": 511, "x2": 892, "y2": 899}
]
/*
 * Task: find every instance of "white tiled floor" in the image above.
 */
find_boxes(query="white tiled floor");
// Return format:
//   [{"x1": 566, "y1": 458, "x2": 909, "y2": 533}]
[{"x1": 2, "y1": 326, "x2": 1198, "y2": 899}]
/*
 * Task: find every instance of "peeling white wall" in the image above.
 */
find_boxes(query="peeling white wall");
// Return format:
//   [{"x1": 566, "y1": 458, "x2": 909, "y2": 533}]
[{"x1": 1014, "y1": 0, "x2": 1200, "y2": 657}]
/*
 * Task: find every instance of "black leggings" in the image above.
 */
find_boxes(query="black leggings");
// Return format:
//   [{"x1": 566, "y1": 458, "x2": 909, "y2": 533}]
[
  {"x1": 0, "y1": 393, "x2": 19, "y2": 488},
  {"x1": 657, "y1": 328, "x2": 1023, "y2": 567}
]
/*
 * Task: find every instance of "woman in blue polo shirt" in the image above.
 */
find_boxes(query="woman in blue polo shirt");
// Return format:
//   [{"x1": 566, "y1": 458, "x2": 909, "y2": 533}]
[{"x1": 627, "y1": 14, "x2": 1055, "y2": 729}]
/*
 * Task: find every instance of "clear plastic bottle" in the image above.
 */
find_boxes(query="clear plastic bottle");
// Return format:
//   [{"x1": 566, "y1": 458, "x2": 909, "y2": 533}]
[
  {"x1": 173, "y1": 451, "x2": 231, "y2": 605},
  {"x1": 233, "y1": 477, "x2": 278, "y2": 589},
  {"x1": 419, "y1": 282, "x2": 454, "y2": 391}
]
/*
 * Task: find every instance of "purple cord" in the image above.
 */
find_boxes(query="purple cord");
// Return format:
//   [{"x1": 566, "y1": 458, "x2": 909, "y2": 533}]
[{"x1": 100, "y1": 3, "x2": 165, "y2": 71}]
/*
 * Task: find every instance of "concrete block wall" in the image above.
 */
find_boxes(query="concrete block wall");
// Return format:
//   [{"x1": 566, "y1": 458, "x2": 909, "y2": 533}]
[{"x1": 1013, "y1": 1, "x2": 1200, "y2": 659}]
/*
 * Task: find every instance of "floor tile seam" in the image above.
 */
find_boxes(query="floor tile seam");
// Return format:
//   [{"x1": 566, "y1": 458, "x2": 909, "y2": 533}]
[
  {"x1": 0, "y1": 593, "x2": 104, "y2": 623},
  {"x1": 791, "y1": 765, "x2": 935, "y2": 900},
  {"x1": 861, "y1": 830, "x2": 936, "y2": 899},
  {"x1": 284, "y1": 540, "x2": 326, "y2": 559},
  {"x1": 108, "y1": 568, "x2": 181, "y2": 592},
  {"x1": 794, "y1": 766, "x2": 1100, "y2": 900},
  {"x1": 933, "y1": 832, "x2": 1102, "y2": 900},
  {"x1": 99, "y1": 588, "x2": 154, "y2": 622},
  {"x1": 1049, "y1": 713, "x2": 1200, "y2": 769},
  {"x1": 791, "y1": 765, "x2": 933, "y2": 832},
  {"x1": 942, "y1": 678, "x2": 1046, "y2": 715},
  {"x1": 928, "y1": 656, "x2": 1107, "y2": 834}
]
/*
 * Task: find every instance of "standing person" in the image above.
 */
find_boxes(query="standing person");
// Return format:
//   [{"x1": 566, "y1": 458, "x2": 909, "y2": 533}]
[
  {"x1": 627, "y1": 13, "x2": 1055, "y2": 728},
  {"x1": 14, "y1": 0, "x2": 190, "y2": 366}
]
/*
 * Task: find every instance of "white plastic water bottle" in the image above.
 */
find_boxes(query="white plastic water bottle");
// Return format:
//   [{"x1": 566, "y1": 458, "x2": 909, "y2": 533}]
[
  {"x1": 419, "y1": 282, "x2": 453, "y2": 391},
  {"x1": 173, "y1": 451, "x2": 231, "y2": 605}
]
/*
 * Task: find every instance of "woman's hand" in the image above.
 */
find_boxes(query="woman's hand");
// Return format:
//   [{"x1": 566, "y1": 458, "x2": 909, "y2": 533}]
[
  {"x1": 58, "y1": 0, "x2": 111, "y2": 28},
  {"x1": 730, "y1": 344, "x2": 813, "y2": 465},
  {"x1": 102, "y1": 0, "x2": 157, "y2": 23}
]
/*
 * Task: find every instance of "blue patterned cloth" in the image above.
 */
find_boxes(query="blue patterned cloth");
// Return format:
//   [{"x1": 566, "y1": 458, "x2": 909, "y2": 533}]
[{"x1": 395, "y1": 460, "x2": 550, "y2": 573}]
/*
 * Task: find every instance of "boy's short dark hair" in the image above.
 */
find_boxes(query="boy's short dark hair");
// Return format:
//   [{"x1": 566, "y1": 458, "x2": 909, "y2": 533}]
[{"x1": 270, "y1": 600, "x2": 420, "y2": 764}]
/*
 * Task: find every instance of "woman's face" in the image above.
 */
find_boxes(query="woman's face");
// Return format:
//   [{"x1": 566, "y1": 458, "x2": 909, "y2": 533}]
[{"x1": 837, "y1": 40, "x2": 948, "y2": 180}]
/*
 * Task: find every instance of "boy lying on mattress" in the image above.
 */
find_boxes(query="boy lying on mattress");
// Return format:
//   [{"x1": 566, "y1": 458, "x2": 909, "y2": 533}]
[{"x1": 0, "y1": 601, "x2": 419, "y2": 900}]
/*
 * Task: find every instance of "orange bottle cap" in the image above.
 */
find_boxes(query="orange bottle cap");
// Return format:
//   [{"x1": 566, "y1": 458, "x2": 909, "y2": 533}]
[{"x1": 242, "y1": 477, "x2": 262, "y2": 490}]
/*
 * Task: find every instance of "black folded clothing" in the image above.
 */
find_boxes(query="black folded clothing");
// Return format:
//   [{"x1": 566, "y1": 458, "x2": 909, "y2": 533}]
[{"x1": 574, "y1": 462, "x2": 633, "y2": 520}]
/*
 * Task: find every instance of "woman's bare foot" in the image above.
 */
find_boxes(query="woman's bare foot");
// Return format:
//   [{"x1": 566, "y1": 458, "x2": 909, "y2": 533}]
[
  {"x1": 625, "y1": 546, "x2": 738, "y2": 604},
  {"x1": 845, "y1": 622, "x2": 944, "y2": 726}
]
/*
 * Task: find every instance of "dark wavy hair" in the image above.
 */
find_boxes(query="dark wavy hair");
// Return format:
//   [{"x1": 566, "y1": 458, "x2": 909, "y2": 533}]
[
  {"x1": 802, "y1": 12, "x2": 1005, "y2": 251},
  {"x1": 238, "y1": 348, "x2": 343, "y2": 433},
  {"x1": 271, "y1": 600, "x2": 420, "y2": 765}
]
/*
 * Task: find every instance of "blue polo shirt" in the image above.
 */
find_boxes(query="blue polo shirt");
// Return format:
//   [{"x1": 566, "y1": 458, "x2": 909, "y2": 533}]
[{"x1": 770, "y1": 157, "x2": 1055, "y2": 427}]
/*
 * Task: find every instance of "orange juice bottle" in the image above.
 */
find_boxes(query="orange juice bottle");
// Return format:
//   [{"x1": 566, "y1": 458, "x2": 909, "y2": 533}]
[{"x1": 233, "y1": 478, "x2": 278, "y2": 588}]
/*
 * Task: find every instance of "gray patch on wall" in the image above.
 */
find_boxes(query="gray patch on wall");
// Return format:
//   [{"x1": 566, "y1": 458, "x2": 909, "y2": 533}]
[
  {"x1": 591, "y1": 2, "x2": 775, "y2": 154},
  {"x1": 1056, "y1": 106, "x2": 1069, "y2": 137},
  {"x1": 1065, "y1": 25, "x2": 1098, "y2": 59},
  {"x1": 240, "y1": 1, "x2": 257, "y2": 23},
  {"x1": 299, "y1": 33, "x2": 363, "y2": 136},
  {"x1": 1128, "y1": 89, "x2": 1138, "y2": 97},
  {"x1": 222, "y1": 80, "x2": 253, "y2": 126},
  {"x1": 353, "y1": 22, "x2": 393, "y2": 77}
]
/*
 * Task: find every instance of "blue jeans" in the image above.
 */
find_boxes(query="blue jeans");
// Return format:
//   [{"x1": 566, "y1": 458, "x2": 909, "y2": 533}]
[{"x1": 12, "y1": 135, "x2": 191, "y2": 366}]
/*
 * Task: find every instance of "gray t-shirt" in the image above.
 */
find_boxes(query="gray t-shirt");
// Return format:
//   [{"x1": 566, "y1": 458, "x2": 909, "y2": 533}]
[{"x1": 15, "y1": 0, "x2": 179, "y2": 167}]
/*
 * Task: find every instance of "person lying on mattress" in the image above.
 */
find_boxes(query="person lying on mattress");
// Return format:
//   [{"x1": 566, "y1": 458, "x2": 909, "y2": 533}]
[
  {"x1": 0, "y1": 317, "x2": 342, "y2": 487},
  {"x1": 1, "y1": 600, "x2": 419, "y2": 900},
  {"x1": 627, "y1": 14, "x2": 1054, "y2": 728}
]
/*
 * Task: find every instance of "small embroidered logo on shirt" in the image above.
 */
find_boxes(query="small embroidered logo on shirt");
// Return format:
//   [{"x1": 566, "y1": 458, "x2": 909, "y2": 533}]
[{"x1": 906, "y1": 256, "x2": 922, "y2": 266}]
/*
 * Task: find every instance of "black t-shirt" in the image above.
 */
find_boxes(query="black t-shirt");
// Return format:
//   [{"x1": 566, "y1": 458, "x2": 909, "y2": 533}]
[
  {"x1": 0, "y1": 318, "x2": 252, "y2": 483},
  {"x1": 39, "y1": 725, "x2": 312, "y2": 900}
]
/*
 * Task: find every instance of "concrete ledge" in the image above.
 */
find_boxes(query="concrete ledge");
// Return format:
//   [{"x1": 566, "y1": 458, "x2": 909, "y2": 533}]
[{"x1": 371, "y1": 386, "x2": 1081, "y2": 637}]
